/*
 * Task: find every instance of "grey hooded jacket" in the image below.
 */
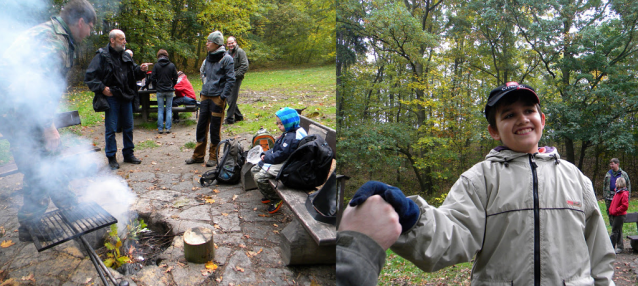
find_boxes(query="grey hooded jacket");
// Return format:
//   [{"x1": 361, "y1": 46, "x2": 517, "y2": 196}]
[{"x1": 387, "y1": 148, "x2": 615, "y2": 285}]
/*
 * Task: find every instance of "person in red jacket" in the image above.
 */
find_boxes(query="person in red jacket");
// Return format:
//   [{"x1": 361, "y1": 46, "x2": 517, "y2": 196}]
[
  {"x1": 172, "y1": 71, "x2": 197, "y2": 107},
  {"x1": 609, "y1": 177, "x2": 629, "y2": 254}
]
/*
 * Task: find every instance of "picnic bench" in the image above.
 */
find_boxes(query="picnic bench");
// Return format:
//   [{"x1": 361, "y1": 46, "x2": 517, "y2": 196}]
[
  {"x1": 137, "y1": 90, "x2": 199, "y2": 122},
  {"x1": 251, "y1": 115, "x2": 346, "y2": 265},
  {"x1": 625, "y1": 212, "x2": 638, "y2": 252},
  {"x1": 0, "y1": 111, "x2": 101, "y2": 178}
]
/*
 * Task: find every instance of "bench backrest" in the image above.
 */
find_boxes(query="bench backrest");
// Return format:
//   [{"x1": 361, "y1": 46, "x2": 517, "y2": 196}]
[
  {"x1": 626, "y1": 212, "x2": 638, "y2": 223},
  {"x1": 299, "y1": 115, "x2": 336, "y2": 153}
]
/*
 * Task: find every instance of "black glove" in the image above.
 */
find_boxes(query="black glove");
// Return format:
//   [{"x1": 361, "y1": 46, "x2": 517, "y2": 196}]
[{"x1": 349, "y1": 181, "x2": 420, "y2": 233}]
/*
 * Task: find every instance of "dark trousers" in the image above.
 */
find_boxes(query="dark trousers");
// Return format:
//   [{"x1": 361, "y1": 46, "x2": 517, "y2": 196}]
[
  {"x1": 4, "y1": 122, "x2": 77, "y2": 225},
  {"x1": 105, "y1": 96, "x2": 134, "y2": 158},
  {"x1": 610, "y1": 214, "x2": 626, "y2": 250},
  {"x1": 605, "y1": 199, "x2": 613, "y2": 226},
  {"x1": 225, "y1": 77, "x2": 243, "y2": 122},
  {"x1": 192, "y1": 96, "x2": 225, "y2": 161}
]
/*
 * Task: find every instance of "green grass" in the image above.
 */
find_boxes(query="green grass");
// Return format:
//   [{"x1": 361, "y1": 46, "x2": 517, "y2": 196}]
[
  {"x1": 378, "y1": 199, "x2": 637, "y2": 285},
  {"x1": 598, "y1": 198, "x2": 638, "y2": 236},
  {"x1": 241, "y1": 65, "x2": 335, "y2": 92},
  {"x1": 380, "y1": 251, "x2": 472, "y2": 285},
  {"x1": 0, "y1": 140, "x2": 10, "y2": 165},
  {"x1": 136, "y1": 139, "x2": 160, "y2": 150},
  {"x1": 59, "y1": 89, "x2": 104, "y2": 127}
]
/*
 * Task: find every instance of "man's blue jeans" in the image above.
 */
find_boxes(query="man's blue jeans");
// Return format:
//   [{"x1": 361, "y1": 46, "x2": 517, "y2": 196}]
[
  {"x1": 105, "y1": 96, "x2": 134, "y2": 158},
  {"x1": 157, "y1": 91, "x2": 174, "y2": 131}
]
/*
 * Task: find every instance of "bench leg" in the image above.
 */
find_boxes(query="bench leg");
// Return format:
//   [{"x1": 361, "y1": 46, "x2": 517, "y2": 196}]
[{"x1": 280, "y1": 219, "x2": 335, "y2": 265}]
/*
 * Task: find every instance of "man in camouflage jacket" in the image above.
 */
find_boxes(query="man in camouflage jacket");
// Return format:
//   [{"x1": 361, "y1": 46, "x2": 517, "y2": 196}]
[{"x1": 0, "y1": 0, "x2": 96, "y2": 242}]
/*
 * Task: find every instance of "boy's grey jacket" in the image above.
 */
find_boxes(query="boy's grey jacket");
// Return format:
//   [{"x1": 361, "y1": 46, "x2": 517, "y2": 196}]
[
  {"x1": 390, "y1": 148, "x2": 615, "y2": 285},
  {"x1": 603, "y1": 168, "x2": 631, "y2": 200}
]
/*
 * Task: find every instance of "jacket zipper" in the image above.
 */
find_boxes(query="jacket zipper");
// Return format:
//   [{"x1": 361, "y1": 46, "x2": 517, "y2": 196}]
[{"x1": 529, "y1": 154, "x2": 540, "y2": 286}]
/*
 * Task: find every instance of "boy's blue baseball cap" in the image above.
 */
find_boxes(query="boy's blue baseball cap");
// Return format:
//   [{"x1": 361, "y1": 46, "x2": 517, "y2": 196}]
[{"x1": 484, "y1": 81, "x2": 539, "y2": 120}]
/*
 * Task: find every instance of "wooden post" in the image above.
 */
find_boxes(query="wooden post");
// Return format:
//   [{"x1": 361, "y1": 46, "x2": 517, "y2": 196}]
[{"x1": 183, "y1": 227, "x2": 215, "y2": 263}]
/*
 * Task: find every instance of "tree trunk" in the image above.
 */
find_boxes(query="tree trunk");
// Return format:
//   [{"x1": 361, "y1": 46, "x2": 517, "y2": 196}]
[{"x1": 564, "y1": 137, "x2": 575, "y2": 164}]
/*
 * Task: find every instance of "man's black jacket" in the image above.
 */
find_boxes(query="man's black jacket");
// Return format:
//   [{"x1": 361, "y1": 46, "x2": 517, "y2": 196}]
[
  {"x1": 85, "y1": 44, "x2": 145, "y2": 112},
  {"x1": 150, "y1": 57, "x2": 178, "y2": 92}
]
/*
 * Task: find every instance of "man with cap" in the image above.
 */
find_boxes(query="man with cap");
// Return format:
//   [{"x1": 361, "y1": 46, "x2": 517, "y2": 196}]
[
  {"x1": 336, "y1": 82, "x2": 614, "y2": 285},
  {"x1": 186, "y1": 31, "x2": 235, "y2": 167}
]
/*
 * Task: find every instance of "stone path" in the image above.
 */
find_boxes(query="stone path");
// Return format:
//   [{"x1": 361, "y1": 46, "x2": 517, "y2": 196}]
[{"x1": 0, "y1": 120, "x2": 335, "y2": 285}]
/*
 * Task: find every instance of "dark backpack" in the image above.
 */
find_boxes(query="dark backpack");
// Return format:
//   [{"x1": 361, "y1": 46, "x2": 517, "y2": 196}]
[
  {"x1": 276, "y1": 135, "x2": 334, "y2": 190},
  {"x1": 200, "y1": 138, "x2": 245, "y2": 186}
]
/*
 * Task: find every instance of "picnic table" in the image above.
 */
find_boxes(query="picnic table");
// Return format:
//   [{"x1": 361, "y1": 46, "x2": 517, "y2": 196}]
[{"x1": 137, "y1": 90, "x2": 198, "y2": 122}]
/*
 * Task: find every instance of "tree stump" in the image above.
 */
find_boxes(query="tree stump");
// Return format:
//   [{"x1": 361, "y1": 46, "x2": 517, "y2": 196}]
[{"x1": 183, "y1": 227, "x2": 215, "y2": 263}]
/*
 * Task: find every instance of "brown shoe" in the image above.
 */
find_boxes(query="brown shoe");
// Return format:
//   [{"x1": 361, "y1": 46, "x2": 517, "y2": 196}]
[{"x1": 185, "y1": 158, "x2": 204, "y2": 164}]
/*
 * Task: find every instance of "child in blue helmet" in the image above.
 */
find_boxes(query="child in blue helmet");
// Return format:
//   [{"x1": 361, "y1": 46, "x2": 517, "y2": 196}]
[{"x1": 251, "y1": 107, "x2": 307, "y2": 213}]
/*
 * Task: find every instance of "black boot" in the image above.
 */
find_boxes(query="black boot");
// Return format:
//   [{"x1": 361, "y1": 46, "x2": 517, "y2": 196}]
[
  {"x1": 124, "y1": 155, "x2": 142, "y2": 164},
  {"x1": 108, "y1": 156, "x2": 119, "y2": 170}
]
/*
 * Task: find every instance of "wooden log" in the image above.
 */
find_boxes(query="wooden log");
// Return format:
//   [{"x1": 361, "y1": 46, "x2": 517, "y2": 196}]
[
  {"x1": 280, "y1": 219, "x2": 335, "y2": 265},
  {"x1": 183, "y1": 227, "x2": 215, "y2": 263}
]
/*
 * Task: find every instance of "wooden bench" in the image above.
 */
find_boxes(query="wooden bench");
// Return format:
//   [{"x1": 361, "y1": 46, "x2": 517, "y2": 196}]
[
  {"x1": 625, "y1": 213, "x2": 638, "y2": 252},
  {"x1": 137, "y1": 90, "x2": 199, "y2": 122},
  {"x1": 263, "y1": 115, "x2": 347, "y2": 265},
  {"x1": 0, "y1": 111, "x2": 101, "y2": 177}
]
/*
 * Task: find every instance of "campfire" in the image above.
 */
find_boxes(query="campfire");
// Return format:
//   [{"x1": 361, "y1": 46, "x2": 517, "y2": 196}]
[{"x1": 98, "y1": 214, "x2": 174, "y2": 276}]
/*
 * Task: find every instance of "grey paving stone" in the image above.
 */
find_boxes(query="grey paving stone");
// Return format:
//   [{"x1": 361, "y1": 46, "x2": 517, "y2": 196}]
[
  {"x1": 142, "y1": 190, "x2": 182, "y2": 202},
  {"x1": 164, "y1": 219, "x2": 214, "y2": 234},
  {"x1": 11, "y1": 243, "x2": 48, "y2": 269},
  {"x1": 129, "y1": 182, "x2": 154, "y2": 194},
  {"x1": 213, "y1": 213, "x2": 242, "y2": 232},
  {"x1": 211, "y1": 201, "x2": 238, "y2": 216},
  {"x1": 178, "y1": 205, "x2": 212, "y2": 221},
  {"x1": 166, "y1": 260, "x2": 209, "y2": 285},
  {"x1": 156, "y1": 173, "x2": 181, "y2": 186},
  {"x1": 262, "y1": 267, "x2": 296, "y2": 285},
  {"x1": 233, "y1": 189, "x2": 260, "y2": 203},
  {"x1": 214, "y1": 247, "x2": 232, "y2": 265},
  {"x1": 250, "y1": 246, "x2": 285, "y2": 268},
  {"x1": 221, "y1": 251, "x2": 255, "y2": 286},
  {"x1": 238, "y1": 208, "x2": 279, "y2": 223},
  {"x1": 131, "y1": 197, "x2": 153, "y2": 216},
  {"x1": 33, "y1": 275, "x2": 62, "y2": 285},
  {"x1": 132, "y1": 265, "x2": 173, "y2": 286},
  {"x1": 128, "y1": 172, "x2": 156, "y2": 182},
  {"x1": 242, "y1": 222, "x2": 281, "y2": 244},
  {"x1": 171, "y1": 181, "x2": 196, "y2": 193},
  {"x1": 35, "y1": 254, "x2": 82, "y2": 278},
  {"x1": 214, "y1": 186, "x2": 244, "y2": 202},
  {"x1": 215, "y1": 233, "x2": 245, "y2": 246}
]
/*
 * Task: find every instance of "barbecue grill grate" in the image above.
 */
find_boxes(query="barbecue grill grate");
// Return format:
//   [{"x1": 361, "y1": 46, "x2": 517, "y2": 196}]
[{"x1": 26, "y1": 201, "x2": 117, "y2": 251}]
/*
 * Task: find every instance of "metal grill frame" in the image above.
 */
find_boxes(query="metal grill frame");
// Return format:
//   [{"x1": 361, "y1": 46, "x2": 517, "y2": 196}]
[{"x1": 26, "y1": 201, "x2": 117, "y2": 252}]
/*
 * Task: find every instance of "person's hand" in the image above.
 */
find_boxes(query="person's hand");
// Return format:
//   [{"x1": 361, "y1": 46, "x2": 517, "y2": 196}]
[
  {"x1": 349, "y1": 181, "x2": 420, "y2": 233},
  {"x1": 260, "y1": 155, "x2": 265, "y2": 161},
  {"x1": 140, "y1": 63, "x2": 152, "y2": 72},
  {"x1": 339, "y1": 195, "x2": 401, "y2": 250},
  {"x1": 103, "y1": 86, "x2": 112, "y2": 96},
  {"x1": 43, "y1": 123, "x2": 60, "y2": 151}
]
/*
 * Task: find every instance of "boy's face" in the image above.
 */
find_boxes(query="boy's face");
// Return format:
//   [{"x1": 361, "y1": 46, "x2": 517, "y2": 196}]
[
  {"x1": 487, "y1": 100, "x2": 545, "y2": 154},
  {"x1": 276, "y1": 117, "x2": 285, "y2": 132}
]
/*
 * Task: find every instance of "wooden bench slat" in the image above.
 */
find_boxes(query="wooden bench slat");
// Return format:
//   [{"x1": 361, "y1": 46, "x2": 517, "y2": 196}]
[
  {"x1": 271, "y1": 179, "x2": 336, "y2": 246},
  {"x1": 625, "y1": 212, "x2": 638, "y2": 223}
]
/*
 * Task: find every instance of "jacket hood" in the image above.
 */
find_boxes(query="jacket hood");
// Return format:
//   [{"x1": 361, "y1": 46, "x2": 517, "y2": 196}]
[
  {"x1": 485, "y1": 146, "x2": 560, "y2": 164},
  {"x1": 158, "y1": 57, "x2": 170, "y2": 66}
]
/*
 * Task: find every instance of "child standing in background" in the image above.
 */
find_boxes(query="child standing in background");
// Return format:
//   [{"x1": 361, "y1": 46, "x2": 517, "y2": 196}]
[{"x1": 610, "y1": 177, "x2": 629, "y2": 254}]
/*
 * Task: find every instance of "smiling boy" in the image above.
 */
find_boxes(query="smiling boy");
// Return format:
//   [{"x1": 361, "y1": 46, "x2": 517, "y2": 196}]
[{"x1": 338, "y1": 82, "x2": 615, "y2": 285}]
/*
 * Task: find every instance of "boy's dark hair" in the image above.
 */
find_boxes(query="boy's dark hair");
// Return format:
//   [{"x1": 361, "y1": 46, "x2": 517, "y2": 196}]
[
  {"x1": 486, "y1": 95, "x2": 543, "y2": 130},
  {"x1": 61, "y1": 0, "x2": 96, "y2": 27},
  {"x1": 610, "y1": 158, "x2": 619, "y2": 165},
  {"x1": 157, "y1": 49, "x2": 169, "y2": 58}
]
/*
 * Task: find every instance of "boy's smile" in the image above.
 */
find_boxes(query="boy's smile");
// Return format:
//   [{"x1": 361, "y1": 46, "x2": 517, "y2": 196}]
[{"x1": 488, "y1": 100, "x2": 545, "y2": 154}]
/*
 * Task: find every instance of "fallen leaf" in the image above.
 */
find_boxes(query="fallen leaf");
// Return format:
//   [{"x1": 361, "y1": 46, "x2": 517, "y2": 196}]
[
  {"x1": 243, "y1": 234, "x2": 250, "y2": 239},
  {"x1": 194, "y1": 170, "x2": 199, "y2": 174},
  {"x1": 151, "y1": 161, "x2": 157, "y2": 165},
  {"x1": 213, "y1": 189, "x2": 220, "y2": 193},
  {"x1": 235, "y1": 266, "x2": 244, "y2": 272},
  {"x1": 83, "y1": 277, "x2": 92, "y2": 284},
  {"x1": 238, "y1": 244, "x2": 246, "y2": 248},
  {"x1": 164, "y1": 266, "x2": 173, "y2": 273},
  {"x1": 246, "y1": 251, "x2": 258, "y2": 257},
  {"x1": 205, "y1": 261, "x2": 218, "y2": 270},
  {"x1": 232, "y1": 194, "x2": 238, "y2": 201},
  {"x1": 216, "y1": 277, "x2": 223, "y2": 282},
  {"x1": 253, "y1": 208, "x2": 257, "y2": 211},
  {"x1": 21, "y1": 273, "x2": 35, "y2": 282},
  {"x1": 222, "y1": 213, "x2": 228, "y2": 216},
  {"x1": 257, "y1": 248, "x2": 263, "y2": 254},
  {"x1": 213, "y1": 224, "x2": 220, "y2": 229},
  {"x1": 214, "y1": 243, "x2": 218, "y2": 249},
  {"x1": 1, "y1": 240, "x2": 15, "y2": 248},
  {"x1": 205, "y1": 198, "x2": 215, "y2": 204},
  {"x1": 171, "y1": 215, "x2": 179, "y2": 219},
  {"x1": 273, "y1": 224, "x2": 278, "y2": 227},
  {"x1": 273, "y1": 230, "x2": 279, "y2": 234},
  {"x1": 258, "y1": 214, "x2": 268, "y2": 217},
  {"x1": 177, "y1": 262, "x2": 186, "y2": 267}
]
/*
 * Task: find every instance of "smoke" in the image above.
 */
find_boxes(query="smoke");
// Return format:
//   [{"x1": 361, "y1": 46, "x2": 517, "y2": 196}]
[{"x1": 0, "y1": 0, "x2": 136, "y2": 231}]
